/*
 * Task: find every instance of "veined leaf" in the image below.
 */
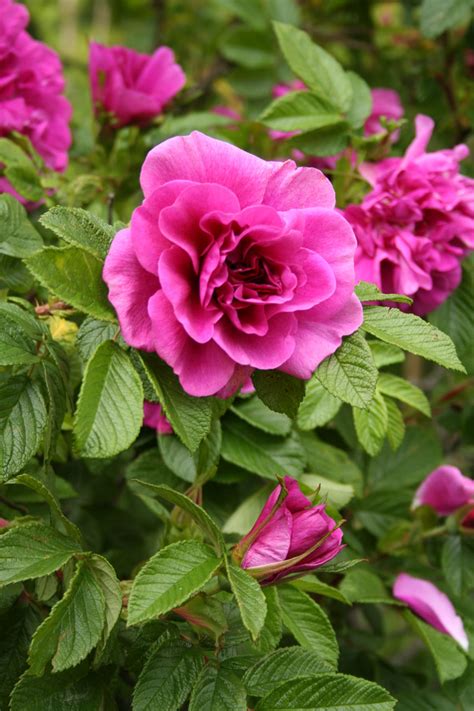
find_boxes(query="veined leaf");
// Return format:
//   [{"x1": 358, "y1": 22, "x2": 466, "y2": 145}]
[
  {"x1": 10, "y1": 667, "x2": 107, "y2": 711},
  {"x1": 0, "y1": 522, "x2": 81, "y2": 586},
  {"x1": 28, "y1": 559, "x2": 106, "y2": 674},
  {"x1": 297, "y1": 378, "x2": 342, "y2": 430},
  {"x1": 232, "y1": 397, "x2": 291, "y2": 436},
  {"x1": 384, "y1": 397, "x2": 405, "y2": 451},
  {"x1": 26, "y1": 246, "x2": 116, "y2": 322},
  {"x1": 189, "y1": 665, "x2": 247, "y2": 711},
  {"x1": 316, "y1": 332, "x2": 378, "y2": 409},
  {"x1": 244, "y1": 647, "x2": 334, "y2": 697},
  {"x1": 278, "y1": 585, "x2": 339, "y2": 668},
  {"x1": 252, "y1": 370, "x2": 305, "y2": 418},
  {"x1": 355, "y1": 281, "x2": 413, "y2": 305},
  {"x1": 226, "y1": 560, "x2": 267, "y2": 641},
  {"x1": 404, "y1": 611, "x2": 467, "y2": 683},
  {"x1": 377, "y1": 373, "x2": 431, "y2": 417},
  {"x1": 260, "y1": 91, "x2": 343, "y2": 132},
  {"x1": 353, "y1": 390, "x2": 388, "y2": 456},
  {"x1": 74, "y1": 341, "x2": 143, "y2": 458},
  {"x1": 362, "y1": 306, "x2": 465, "y2": 372},
  {"x1": 39, "y1": 207, "x2": 115, "y2": 260},
  {"x1": 128, "y1": 540, "x2": 222, "y2": 625},
  {"x1": 0, "y1": 194, "x2": 42, "y2": 257}
]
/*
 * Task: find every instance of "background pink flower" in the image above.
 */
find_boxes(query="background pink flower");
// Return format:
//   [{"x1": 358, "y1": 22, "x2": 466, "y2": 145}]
[
  {"x1": 0, "y1": 0, "x2": 72, "y2": 199},
  {"x1": 143, "y1": 401, "x2": 173, "y2": 435},
  {"x1": 393, "y1": 573, "x2": 468, "y2": 650},
  {"x1": 238, "y1": 475, "x2": 344, "y2": 584},
  {"x1": 345, "y1": 114, "x2": 474, "y2": 315},
  {"x1": 89, "y1": 42, "x2": 185, "y2": 127},
  {"x1": 103, "y1": 131, "x2": 362, "y2": 397},
  {"x1": 413, "y1": 465, "x2": 474, "y2": 516}
]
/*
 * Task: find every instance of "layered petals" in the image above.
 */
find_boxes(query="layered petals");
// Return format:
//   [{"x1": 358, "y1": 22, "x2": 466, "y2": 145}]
[{"x1": 104, "y1": 131, "x2": 361, "y2": 396}]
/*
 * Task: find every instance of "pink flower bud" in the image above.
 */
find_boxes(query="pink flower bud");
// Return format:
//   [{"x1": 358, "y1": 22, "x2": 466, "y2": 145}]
[
  {"x1": 413, "y1": 465, "x2": 474, "y2": 516},
  {"x1": 393, "y1": 573, "x2": 468, "y2": 651},
  {"x1": 143, "y1": 401, "x2": 173, "y2": 435},
  {"x1": 235, "y1": 476, "x2": 344, "y2": 585},
  {"x1": 0, "y1": 518, "x2": 10, "y2": 528}
]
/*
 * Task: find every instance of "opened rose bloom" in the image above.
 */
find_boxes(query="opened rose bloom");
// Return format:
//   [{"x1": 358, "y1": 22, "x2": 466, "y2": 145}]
[
  {"x1": 233, "y1": 476, "x2": 344, "y2": 585},
  {"x1": 413, "y1": 465, "x2": 474, "y2": 516},
  {"x1": 345, "y1": 114, "x2": 474, "y2": 315},
  {"x1": 103, "y1": 131, "x2": 362, "y2": 396},
  {"x1": 143, "y1": 401, "x2": 173, "y2": 435},
  {"x1": 0, "y1": 0, "x2": 72, "y2": 202},
  {"x1": 393, "y1": 573, "x2": 469, "y2": 651},
  {"x1": 89, "y1": 42, "x2": 185, "y2": 127}
]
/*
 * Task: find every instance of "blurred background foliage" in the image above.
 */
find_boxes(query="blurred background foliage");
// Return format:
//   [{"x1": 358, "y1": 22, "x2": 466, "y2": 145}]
[{"x1": 24, "y1": 0, "x2": 474, "y2": 173}]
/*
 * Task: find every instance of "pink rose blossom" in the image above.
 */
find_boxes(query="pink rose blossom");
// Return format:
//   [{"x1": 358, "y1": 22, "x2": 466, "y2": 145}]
[
  {"x1": 143, "y1": 401, "x2": 173, "y2": 435},
  {"x1": 393, "y1": 573, "x2": 469, "y2": 651},
  {"x1": 345, "y1": 115, "x2": 474, "y2": 315},
  {"x1": 103, "y1": 131, "x2": 362, "y2": 397},
  {"x1": 0, "y1": 0, "x2": 71, "y2": 200},
  {"x1": 413, "y1": 465, "x2": 474, "y2": 516},
  {"x1": 235, "y1": 476, "x2": 344, "y2": 584},
  {"x1": 89, "y1": 42, "x2": 185, "y2": 128}
]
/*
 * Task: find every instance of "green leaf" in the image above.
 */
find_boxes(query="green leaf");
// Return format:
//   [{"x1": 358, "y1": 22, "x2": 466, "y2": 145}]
[
  {"x1": 87, "y1": 554, "x2": 122, "y2": 655},
  {"x1": 232, "y1": 397, "x2": 291, "y2": 436},
  {"x1": 355, "y1": 281, "x2": 413, "y2": 305},
  {"x1": 353, "y1": 390, "x2": 388, "y2": 456},
  {"x1": 244, "y1": 647, "x2": 334, "y2": 697},
  {"x1": 133, "y1": 633, "x2": 203, "y2": 711},
  {"x1": 189, "y1": 665, "x2": 247, "y2": 711},
  {"x1": 0, "y1": 604, "x2": 41, "y2": 708},
  {"x1": 10, "y1": 668, "x2": 107, "y2": 711},
  {"x1": 362, "y1": 306, "x2": 466, "y2": 373},
  {"x1": 368, "y1": 341, "x2": 405, "y2": 368},
  {"x1": 252, "y1": 370, "x2": 305, "y2": 418},
  {"x1": 255, "y1": 674, "x2": 396, "y2": 710},
  {"x1": 221, "y1": 416, "x2": 306, "y2": 478},
  {"x1": 345, "y1": 72, "x2": 372, "y2": 129},
  {"x1": 0, "y1": 376, "x2": 47, "y2": 480},
  {"x1": 0, "y1": 312, "x2": 39, "y2": 366},
  {"x1": 77, "y1": 317, "x2": 119, "y2": 362},
  {"x1": 0, "y1": 522, "x2": 81, "y2": 586},
  {"x1": 300, "y1": 474, "x2": 354, "y2": 509},
  {"x1": 136, "y1": 353, "x2": 214, "y2": 452},
  {"x1": 129, "y1": 481, "x2": 225, "y2": 554},
  {"x1": 377, "y1": 373, "x2": 431, "y2": 417},
  {"x1": 0, "y1": 194, "x2": 42, "y2": 258},
  {"x1": 223, "y1": 486, "x2": 271, "y2": 536},
  {"x1": 339, "y1": 568, "x2": 397, "y2": 605},
  {"x1": 39, "y1": 207, "x2": 115, "y2": 260},
  {"x1": 429, "y1": 260, "x2": 474, "y2": 374},
  {"x1": 41, "y1": 358, "x2": 69, "y2": 461},
  {"x1": 420, "y1": 0, "x2": 472, "y2": 38},
  {"x1": 299, "y1": 432, "x2": 363, "y2": 494},
  {"x1": 297, "y1": 378, "x2": 342, "y2": 430},
  {"x1": 277, "y1": 585, "x2": 339, "y2": 668},
  {"x1": 74, "y1": 340, "x2": 143, "y2": 458},
  {"x1": 159, "y1": 435, "x2": 197, "y2": 483},
  {"x1": 404, "y1": 611, "x2": 467, "y2": 683},
  {"x1": 226, "y1": 560, "x2": 267, "y2": 641},
  {"x1": 0, "y1": 254, "x2": 34, "y2": 291},
  {"x1": 290, "y1": 124, "x2": 349, "y2": 156},
  {"x1": 273, "y1": 22, "x2": 352, "y2": 111},
  {"x1": 220, "y1": 26, "x2": 274, "y2": 68},
  {"x1": 384, "y1": 396, "x2": 406, "y2": 451},
  {"x1": 28, "y1": 559, "x2": 106, "y2": 674},
  {"x1": 292, "y1": 576, "x2": 351, "y2": 604},
  {"x1": 441, "y1": 536, "x2": 474, "y2": 596},
  {"x1": 5, "y1": 164, "x2": 43, "y2": 201},
  {"x1": 260, "y1": 91, "x2": 343, "y2": 132},
  {"x1": 25, "y1": 246, "x2": 115, "y2": 321},
  {"x1": 316, "y1": 332, "x2": 378, "y2": 409},
  {"x1": 127, "y1": 540, "x2": 222, "y2": 625},
  {"x1": 7, "y1": 474, "x2": 82, "y2": 543},
  {"x1": 256, "y1": 586, "x2": 282, "y2": 653}
]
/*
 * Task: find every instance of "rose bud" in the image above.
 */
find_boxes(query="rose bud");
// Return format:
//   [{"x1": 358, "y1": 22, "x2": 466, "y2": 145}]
[
  {"x1": 233, "y1": 476, "x2": 344, "y2": 585},
  {"x1": 393, "y1": 573, "x2": 468, "y2": 651},
  {"x1": 412, "y1": 465, "x2": 474, "y2": 516},
  {"x1": 460, "y1": 507, "x2": 474, "y2": 531},
  {"x1": 143, "y1": 401, "x2": 173, "y2": 435}
]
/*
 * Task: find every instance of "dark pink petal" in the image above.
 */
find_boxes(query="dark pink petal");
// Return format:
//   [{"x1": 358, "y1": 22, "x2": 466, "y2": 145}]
[
  {"x1": 242, "y1": 508, "x2": 293, "y2": 569},
  {"x1": 103, "y1": 228, "x2": 158, "y2": 350},
  {"x1": 264, "y1": 160, "x2": 335, "y2": 210},
  {"x1": 413, "y1": 465, "x2": 474, "y2": 516}
]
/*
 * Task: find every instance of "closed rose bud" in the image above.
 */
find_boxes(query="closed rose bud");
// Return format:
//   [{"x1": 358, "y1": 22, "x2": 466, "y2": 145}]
[
  {"x1": 413, "y1": 465, "x2": 474, "y2": 516},
  {"x1": 234, "y1": 476, "x2": 344, "y2": 585},
  {"x1": 143, "y1": 401, "x2": 173, "y2": 435},
  {"x1": 393, "y1": 573, "x2": 469, "y2": 651}
]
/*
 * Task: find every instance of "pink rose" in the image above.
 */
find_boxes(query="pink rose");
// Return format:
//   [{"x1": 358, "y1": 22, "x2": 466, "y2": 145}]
[
  {"x1": 103, "y1": 131, "x2": 362, "y2": 397},
  {"x1": 235, "y1": 476, "x2": 344, "y2": 584},
  {"x1": 413, "y1": 465, "x2": 474, "y2": 516},
  {"x1": 89, "y1": 42, "x2": 185, "y2": 128},
  {"x1": 143, "y1": 401, "x2": 173, "y2": 435},
  {"x1": 0, "y1": 0, "x2": 71, "y2": 201},
  {"x1": 393, "y1": 573, "x2": 469, "y2": 651},
  {"x1": 345, "y1": 114, "x2": 474, "y2": 315}
]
